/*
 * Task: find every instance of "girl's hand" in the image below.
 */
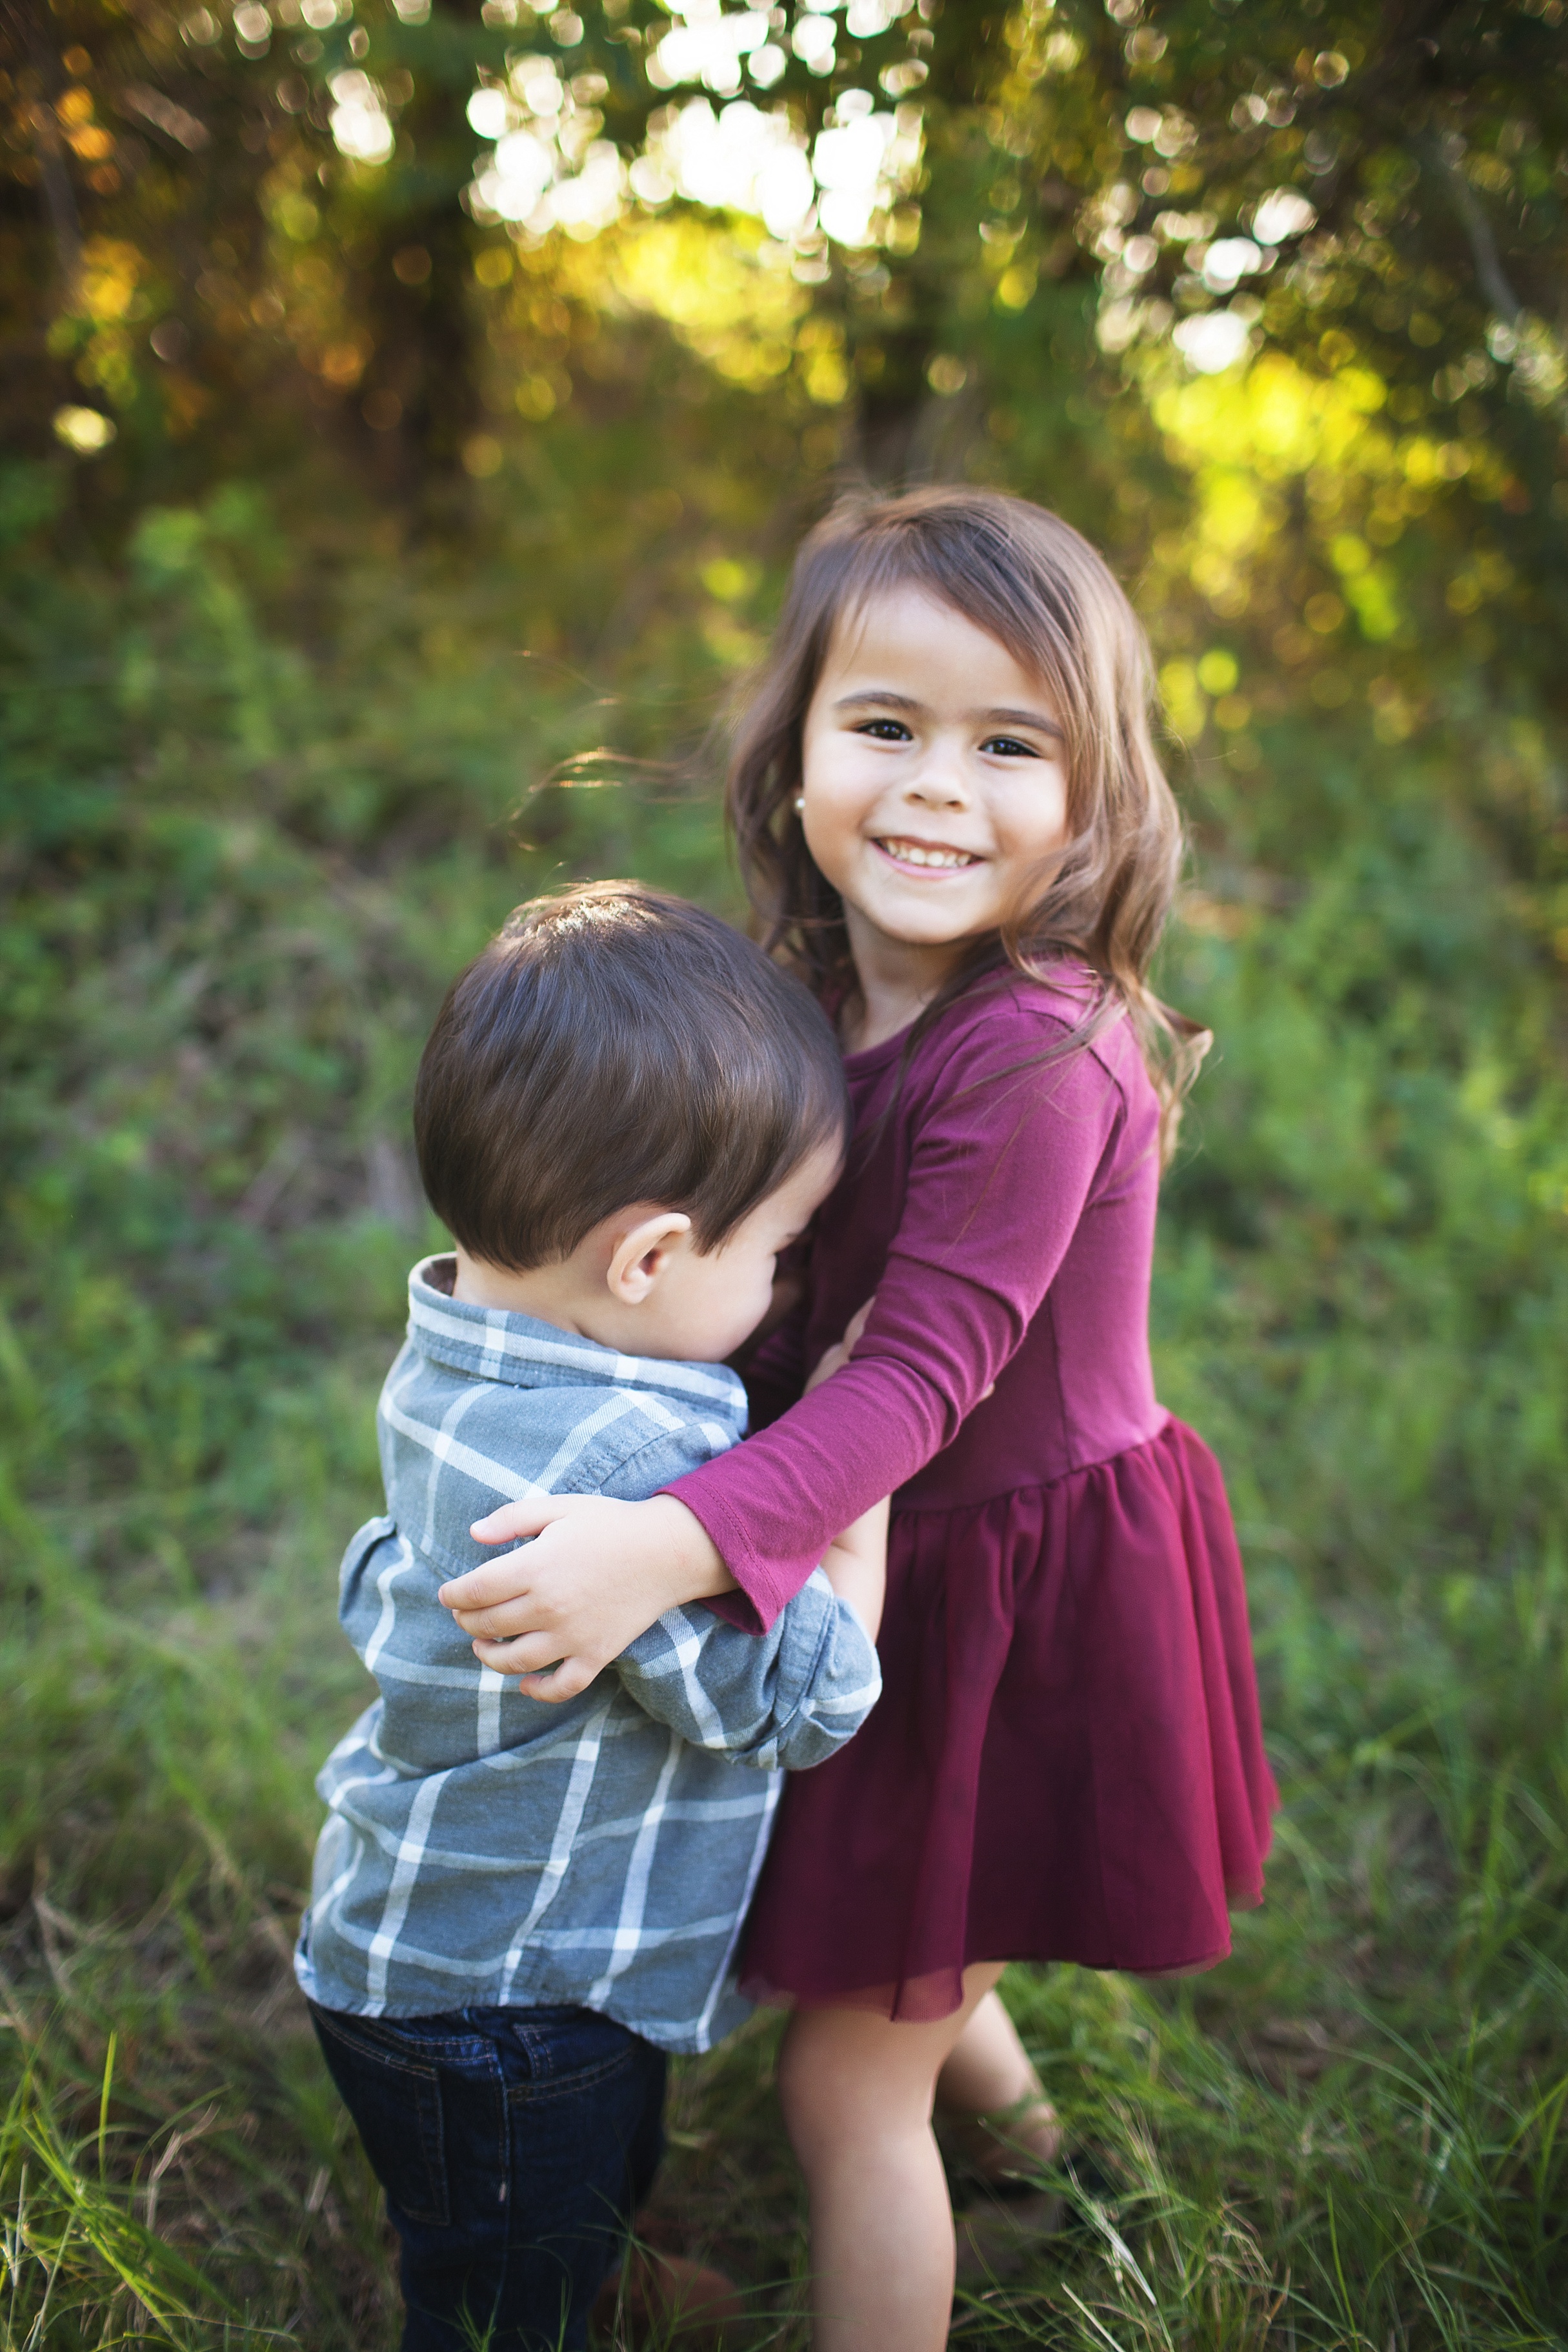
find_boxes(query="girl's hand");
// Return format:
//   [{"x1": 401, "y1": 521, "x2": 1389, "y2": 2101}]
[
  {"x1": 805, "y1": 1296, "x2": 875, "y2": 1392},
  {"x1": 437, "y1": 1494, "x2": 733, "y2": 1698}
]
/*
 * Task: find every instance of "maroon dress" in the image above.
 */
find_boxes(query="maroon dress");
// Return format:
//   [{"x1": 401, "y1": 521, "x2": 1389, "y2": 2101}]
[{"x1": 668, "y1": 968, "x2": 1277, "y2": 2020}]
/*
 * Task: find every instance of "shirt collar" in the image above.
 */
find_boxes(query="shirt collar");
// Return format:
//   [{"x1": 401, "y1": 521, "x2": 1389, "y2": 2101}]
[{"x1": 405, "y1": 1256, "x2": 749, "y2": 1422}]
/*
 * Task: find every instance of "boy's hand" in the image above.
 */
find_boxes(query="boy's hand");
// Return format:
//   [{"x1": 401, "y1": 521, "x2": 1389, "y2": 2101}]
[
  {"x1": 820, "y1": 1494, "x2": 889, "y2": 1642},
  {"x1": 805, "y1": 1296, "x2": 874, "y2": 1393},
  {"x1": 733, "y1": 1263, "x2": 804, "y2": 1363},
  {"x1": 438, "y1": 1493, "x2": 732, "y2": 1699}
]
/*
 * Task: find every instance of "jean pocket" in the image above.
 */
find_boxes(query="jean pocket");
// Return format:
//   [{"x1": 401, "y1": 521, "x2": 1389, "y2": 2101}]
[
  {"x1": 503, "y1": 2009, "x2": 647, "y2": 2107},
  {"x1": 310, "y1": 2008, "x2": 450, "y2": 2227}
]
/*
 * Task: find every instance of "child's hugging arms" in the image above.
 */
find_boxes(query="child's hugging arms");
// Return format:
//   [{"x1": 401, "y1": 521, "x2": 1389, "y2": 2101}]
[
  {"x1": 601, "y1": 1349, "x2": 886, "y2": 1768},
  {"x1": 815, "y1": 1497, "x2": 889, "y2": 1648},
  {"x1": 444, "y1": 989, "x2": 1125, "y2": 1692},
  {"x1": 611, "y1": 1545, "x2": 883, "y2": 1772},
  {"x1": 799, "y1": 1298, "x2": 887, "y2": 1643}
]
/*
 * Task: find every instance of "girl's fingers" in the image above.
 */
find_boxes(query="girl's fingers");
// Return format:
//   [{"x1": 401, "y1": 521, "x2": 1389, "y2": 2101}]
[
  {"x1": 450, "y1": 1595, "x2": 547, "y2": 1640},
  {"x1": 468, "y1": 1492, "x2": 586, "y2": 1543},
  {"x1": 441, "y1": 1495, "x2": 722, "y2": 1692},
  {"x1": 471, "y1": 1636, "x2": 598, "y2": 1700},
  {"x1": 468, "y1": 1629, "x2": 568, "y2": 1675},
  {"x1": 439, "y1": 1546, "x2": 545, "y2": 1613}
]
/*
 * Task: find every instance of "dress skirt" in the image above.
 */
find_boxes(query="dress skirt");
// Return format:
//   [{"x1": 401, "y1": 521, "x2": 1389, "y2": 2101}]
[{"x1": 738, "y1": 1418, "x2": 1278, "y2": 2020}]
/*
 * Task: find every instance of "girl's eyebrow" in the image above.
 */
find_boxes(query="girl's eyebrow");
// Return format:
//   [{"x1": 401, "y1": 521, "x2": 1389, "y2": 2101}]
[
  {"x1": 983, "y1": 705, "x2": 1066, "y2": 739},
  {"x1": 832, "y1": 689, "x2": 924, "y2": 713},
  {"x1": 834, "y1": 689, "x2": 1064, "y2": 739}
]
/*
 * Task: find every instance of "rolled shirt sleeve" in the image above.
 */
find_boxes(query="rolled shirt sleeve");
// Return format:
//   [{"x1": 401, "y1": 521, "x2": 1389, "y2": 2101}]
[{"x1": 614, "y1": 1568, "x2": 881, "y2": 1769}]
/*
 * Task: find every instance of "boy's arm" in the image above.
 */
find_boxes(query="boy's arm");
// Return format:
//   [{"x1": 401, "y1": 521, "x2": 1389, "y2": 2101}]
[
  {"x1": 818, "y1": 1496, "x2": 889, "y2": 1641},
  {"x1": 800, "y1": 1305, "x2": 888, "y2": 1640},
  {"x1": 613, "y1": 1570, "x2": 880, "y2": 1770},
  {"x1": 595, "y1": 1417, "x2": 878, "y2": 1769}
]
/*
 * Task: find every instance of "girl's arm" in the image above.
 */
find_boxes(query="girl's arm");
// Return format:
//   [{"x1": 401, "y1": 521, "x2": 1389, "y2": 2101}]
[
  {"x1": 669, "y1": 1009, "x2": 1131, "y2": 1626},
  {"x1": 443, "y1": 1003, "x2": 1129, "y2": 1693}
]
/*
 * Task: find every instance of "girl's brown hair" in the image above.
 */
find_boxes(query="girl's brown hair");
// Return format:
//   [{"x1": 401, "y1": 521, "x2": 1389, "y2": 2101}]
[{"x1": 727, "y1": 486, "x2": 1209, "y2": 1163}]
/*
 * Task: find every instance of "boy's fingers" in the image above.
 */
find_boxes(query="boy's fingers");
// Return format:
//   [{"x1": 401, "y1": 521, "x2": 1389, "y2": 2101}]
[
  {"x1": 842, "y1": 1294, "x2": 876, "y2": 1349},
  {"x1": 806, "y1": 1293, "x2": 878, "y2": 1392}
]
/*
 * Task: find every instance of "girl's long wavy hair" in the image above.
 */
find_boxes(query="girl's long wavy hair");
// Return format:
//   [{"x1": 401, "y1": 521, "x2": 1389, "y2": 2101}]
[{"x1": 726, "y1": 485, "x2": 1209, "y2": 1165}]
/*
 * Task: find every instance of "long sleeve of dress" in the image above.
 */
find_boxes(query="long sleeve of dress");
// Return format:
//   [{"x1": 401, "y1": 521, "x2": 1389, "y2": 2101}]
[{"x1": 672, "y1": 1000, "x2": 1130, "y2": 1632}]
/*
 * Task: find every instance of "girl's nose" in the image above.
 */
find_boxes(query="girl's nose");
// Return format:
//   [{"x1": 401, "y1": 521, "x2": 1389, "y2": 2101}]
[{"x1": 905, "y1": 758, "x2": 970, "y2": 809}]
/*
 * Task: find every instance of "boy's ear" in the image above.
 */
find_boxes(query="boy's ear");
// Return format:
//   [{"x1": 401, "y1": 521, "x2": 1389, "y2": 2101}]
[{"x1": 605, "y1": 1211, "x2": 693, "y2": 1305}]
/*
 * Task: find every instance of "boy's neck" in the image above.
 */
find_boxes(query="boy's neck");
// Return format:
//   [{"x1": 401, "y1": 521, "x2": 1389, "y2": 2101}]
[{"x1": 450, "y1": 1247, "x2": 616, "y2": 1347}]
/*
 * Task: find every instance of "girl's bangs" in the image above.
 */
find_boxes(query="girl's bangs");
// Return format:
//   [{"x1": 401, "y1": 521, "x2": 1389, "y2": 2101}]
[{"x1": 811, "y1": 512, "x2": 1099, "y2": 767}]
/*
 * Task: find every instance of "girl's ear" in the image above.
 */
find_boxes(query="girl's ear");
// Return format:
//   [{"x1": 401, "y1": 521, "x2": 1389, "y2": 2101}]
[{"x1": 605, "y1": 1211, "x2": 693, "y2": 1304}]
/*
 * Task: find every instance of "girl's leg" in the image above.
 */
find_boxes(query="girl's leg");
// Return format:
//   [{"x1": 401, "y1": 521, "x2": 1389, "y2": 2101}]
[
  {"x1": 777, "y1": 1962, "x2": 1003, "y2": 2352},
  {"x1": 936, "y1": 1986, "x2": 1063, "y2": 2179}
]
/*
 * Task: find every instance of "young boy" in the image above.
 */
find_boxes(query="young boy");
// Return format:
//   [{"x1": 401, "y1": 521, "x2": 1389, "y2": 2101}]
[{"x1": 294, "y1": 882, "x2": 885, "y2": 2352}]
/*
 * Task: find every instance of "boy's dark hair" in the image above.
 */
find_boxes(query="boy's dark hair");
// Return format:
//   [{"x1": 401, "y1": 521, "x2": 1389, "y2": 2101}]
[{"x1": 414, "y1": 881, "x2": 849, "y2": 1271}]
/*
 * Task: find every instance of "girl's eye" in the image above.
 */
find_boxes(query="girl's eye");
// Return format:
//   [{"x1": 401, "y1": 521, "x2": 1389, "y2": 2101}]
[
  {"x1": 981, "y1": 734, "x2": 1041, "y2": 759},
  {"x1": 855, "y1": 719, "x2": 912, "y2": 741}
]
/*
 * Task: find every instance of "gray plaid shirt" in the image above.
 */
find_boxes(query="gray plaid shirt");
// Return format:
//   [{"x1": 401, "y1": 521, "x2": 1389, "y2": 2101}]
[{"x1": 295, "y1": 1256, "x2": 879, "y2": 2053}]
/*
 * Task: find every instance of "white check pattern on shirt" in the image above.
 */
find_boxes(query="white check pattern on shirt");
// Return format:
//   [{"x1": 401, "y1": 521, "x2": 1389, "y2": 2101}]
[{"x1": 295, "y1": 1257, "x2": 881, "y2": 2055}]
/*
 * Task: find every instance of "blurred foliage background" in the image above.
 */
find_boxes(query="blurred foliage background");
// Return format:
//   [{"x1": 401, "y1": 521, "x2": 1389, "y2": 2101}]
[{"x1": 3, "y1": 0, "x2": 1567, "y2": 2343}]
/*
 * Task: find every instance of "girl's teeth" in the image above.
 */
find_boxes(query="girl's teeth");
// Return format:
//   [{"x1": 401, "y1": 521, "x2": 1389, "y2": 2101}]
[{"x1": 885, "y1": 841, "x2": 974, "y2": 869}]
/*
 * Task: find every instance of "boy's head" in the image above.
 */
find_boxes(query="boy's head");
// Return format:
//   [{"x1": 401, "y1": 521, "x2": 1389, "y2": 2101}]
[{"x1": 414, "y1": 883, "x2": 849, "y2": 1360}]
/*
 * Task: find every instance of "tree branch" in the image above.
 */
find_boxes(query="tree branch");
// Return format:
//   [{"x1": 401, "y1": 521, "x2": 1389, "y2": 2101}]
[
  {"x1": 1, "y1": 0, "x2": 83, "y2": 305},
  {"x1": 1428, "y1": 138, "x2": 1522, "y2": 326}
]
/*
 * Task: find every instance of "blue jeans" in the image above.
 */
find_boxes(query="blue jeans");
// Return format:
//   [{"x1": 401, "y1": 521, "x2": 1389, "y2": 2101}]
[{"x1": 308, "y1": 2001, "x2": 667, "y2": 2352}]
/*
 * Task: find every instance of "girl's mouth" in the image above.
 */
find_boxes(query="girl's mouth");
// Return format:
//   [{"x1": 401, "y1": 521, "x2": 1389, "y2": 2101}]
[{"x1": 872, "y1": 836, "x2": 983, "y2": 874}]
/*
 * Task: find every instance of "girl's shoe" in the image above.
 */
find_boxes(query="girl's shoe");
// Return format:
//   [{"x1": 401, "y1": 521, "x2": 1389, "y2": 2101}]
[
  {"x1": 940, "y1": 2093, "x2": 1065, "y2": 2193},
  {"x1": 590, "y1": 2246, "x2": 747, "y2": 2347},
  {"x1": 941, "y1": 2096, "x2": 1067, "y2": 2282},
  {"x1": 954, "y1": 2188, "x2": 1065, "y2": 2284}
]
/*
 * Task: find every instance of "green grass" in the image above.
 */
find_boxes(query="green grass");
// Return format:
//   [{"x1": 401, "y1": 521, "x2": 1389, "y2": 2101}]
[
  {"x1": 3, "y1": 466, "x2": 1566, "y2": 2346},
  {"x1": 4, "y1": 1500, "x2": 1564, "y2": 2345}
]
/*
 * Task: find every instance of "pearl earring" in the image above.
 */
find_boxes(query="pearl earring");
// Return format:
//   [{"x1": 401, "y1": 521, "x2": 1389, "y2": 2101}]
[{"x1": 792, "y1": 795, "x2": 805, "y2": 814}]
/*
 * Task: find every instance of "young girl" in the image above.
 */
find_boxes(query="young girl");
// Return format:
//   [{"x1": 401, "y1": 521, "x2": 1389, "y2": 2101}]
[{"x1": 442, "y1": 488, "x2": 1278, "y2": 2349}]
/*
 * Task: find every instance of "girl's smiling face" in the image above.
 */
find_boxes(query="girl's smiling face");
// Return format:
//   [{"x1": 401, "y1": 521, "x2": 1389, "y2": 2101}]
[{"x1": 799, "y1": 586, "x2": 1072, "y2": 983}]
